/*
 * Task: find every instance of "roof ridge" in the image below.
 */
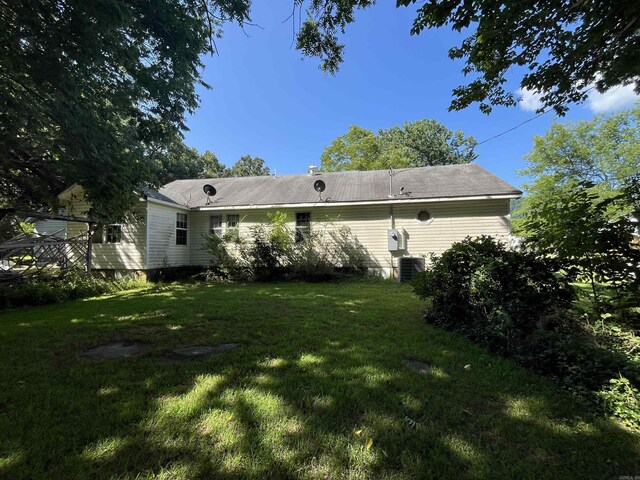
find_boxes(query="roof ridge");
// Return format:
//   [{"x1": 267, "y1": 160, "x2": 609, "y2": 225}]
[{"x1": 161, "y1": 163, "x2": 480, "y2": 187}]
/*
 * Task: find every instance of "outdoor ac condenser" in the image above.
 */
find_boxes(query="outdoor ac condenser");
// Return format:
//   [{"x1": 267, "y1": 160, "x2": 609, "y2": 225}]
[{"x1": 398, "y1": 257, "x2": 425, "y2": 283}]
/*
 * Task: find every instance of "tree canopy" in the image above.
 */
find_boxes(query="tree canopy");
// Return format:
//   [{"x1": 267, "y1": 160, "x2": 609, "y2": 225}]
[
  {"x1": 321, "y1": 119, "x2": 477, "y2": 171},
  {"x1": 151, "y1": 139, "x2": 270, "y2": 183},
  {"x1": 228, "y1": 155, "x2": 270, "y2": 177},
  {"x1": 1, "y1": 0, "x2": 251, "y2": 219},
  {"x1": 515, "y1": 105, "x2": 640, "y2": 234},
  {"x1": 3, "y1": 0, "x2": 637, "y2": 218},
  {"x1": 151, "y1": 137, "x2": 227, "y2": 185}
]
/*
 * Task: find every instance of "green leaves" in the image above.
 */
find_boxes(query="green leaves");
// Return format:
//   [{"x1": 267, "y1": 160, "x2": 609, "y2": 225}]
[
  {"x1": 1, "y1": 0, "x2": 250, "y2": 217},
  {"x1": 320, "y1": 120, "x2": 476, "y2": 171},
  {"x1": 523, "y1": 181, "x2": 640, "y2": 312},
  {"x1": 228, "y1": 155, "x2": 270, "y2": 178},
  {"x1": 515, "y1": 107, "x2": 640, "y2": 236}
]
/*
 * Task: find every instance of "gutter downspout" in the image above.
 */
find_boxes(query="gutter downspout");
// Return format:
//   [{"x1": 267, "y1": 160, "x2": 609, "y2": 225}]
[
  {"x1": 145, "y1": 201, "x2": 150, "y2": 273},
  {"x1": 390, "y1": 204, "x2": 395, "y2": 279}
]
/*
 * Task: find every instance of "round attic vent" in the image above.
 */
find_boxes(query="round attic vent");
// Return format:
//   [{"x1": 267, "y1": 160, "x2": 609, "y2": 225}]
[{"x1": 417, "y1": 210, "x2": 431, "y2": 222}]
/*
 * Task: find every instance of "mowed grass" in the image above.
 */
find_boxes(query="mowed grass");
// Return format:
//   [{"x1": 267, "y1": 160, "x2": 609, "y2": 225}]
[{"x1": 0, "y1": 281, "x2": 638, "y2": 479}]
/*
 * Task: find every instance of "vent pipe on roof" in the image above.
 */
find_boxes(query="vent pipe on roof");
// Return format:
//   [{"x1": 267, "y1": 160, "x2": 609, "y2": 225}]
[{"x1": 308, "y1": 165, "x2": 318, "y2": 175}]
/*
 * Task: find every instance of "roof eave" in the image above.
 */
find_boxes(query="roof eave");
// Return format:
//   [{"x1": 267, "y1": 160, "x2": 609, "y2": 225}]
[{"x1": 192, "y1": 193, "x2": 522, "y2": 212}]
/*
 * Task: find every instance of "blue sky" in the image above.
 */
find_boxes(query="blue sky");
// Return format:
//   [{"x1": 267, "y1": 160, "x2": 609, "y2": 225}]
[{"x1": 184, "y1": 2, "x2": 638, "y2": 190}]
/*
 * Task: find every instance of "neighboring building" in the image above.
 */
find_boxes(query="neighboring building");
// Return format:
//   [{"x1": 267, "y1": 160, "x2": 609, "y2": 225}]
[
  {"x1": 31, "y1": 209, "x2": 67, "y2": 238},
  {"x1": 58, "y1": 164, "x2": 521, "y2": 278}
]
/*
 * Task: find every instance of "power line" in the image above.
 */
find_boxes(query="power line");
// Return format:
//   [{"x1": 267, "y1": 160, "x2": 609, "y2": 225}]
[
  {"x1": 474, "y1": 85, "x2": 599, "y2": 147},
  {"x1": 476, "y1": 109, "x2": 551, "y2": 146}
]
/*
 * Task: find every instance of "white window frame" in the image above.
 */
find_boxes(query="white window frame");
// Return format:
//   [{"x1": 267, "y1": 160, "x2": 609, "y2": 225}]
[
  {"x1": 226, "y1": 214, "x2": 240, "y2": 240},
  {"x1": 295, "y1": 212, "x2": 311, "y2": 242},
  {"x1": 91, "y1": 224, "x2": 122, "y2": 244},
  {"x1": 176, "y1": 213, "x2": 188, "y2": 245},
  {"x1": 210, "y1": 215, "x2": 223, "y2": 236},
  {"x1": 106, "y1": 224, "x2": 122, "y2": 244}
]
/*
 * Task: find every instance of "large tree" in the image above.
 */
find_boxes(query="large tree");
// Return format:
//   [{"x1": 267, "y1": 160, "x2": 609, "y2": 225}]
[
  {"x1": 152, "y1": 146, "x2": 269, "y2": 183},
  {"x1": 320, "y1": 126, "x2": 381, "y2": 171},
  {"x1": 228, "y1": 155, "x2": 270, "y2": 177},
  {"x1": 515, "y1": 106, "x2": 640, "y2": 234},
  {"x1": 150, "y1": 137, "x2": 227, "y2": 185},
  {"x1": 0, "y1": 0, "x2": 250, "y2": 219},
  {"x1": 321, "y1": 119, "x2": 476, "y2": 171},
  {"x1": 3, "y1": 0, "x2": 637, "y2": 218},
  {"x1": 200, "y1": 151, "x2": 228, "y2": 179}
]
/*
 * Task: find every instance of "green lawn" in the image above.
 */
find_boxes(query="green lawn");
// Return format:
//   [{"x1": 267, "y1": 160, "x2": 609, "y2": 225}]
[{"x1": 0, "y1": 281, "x2": 638, "y2": 479}]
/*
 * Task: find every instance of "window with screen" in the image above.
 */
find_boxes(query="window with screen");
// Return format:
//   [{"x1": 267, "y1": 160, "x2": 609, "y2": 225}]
[
  {"x1": 226, "y1": 214, "x2": 240, "y2": 240},
  {"x1": 176, "y1": 213, "x2": 188, "y2": 245},
  {"x1": 295, "y1": 212, "x2": 311, "y2": 242},
  {"x1": 106, "y1": 225, "x2": 122, "y2": 243},
  {"x1": 210, "y1": 215, "x2": 223, "y2": 236}
]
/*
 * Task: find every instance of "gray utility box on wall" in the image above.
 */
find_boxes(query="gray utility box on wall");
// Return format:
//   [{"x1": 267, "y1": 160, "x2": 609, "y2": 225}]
[{"x1": 387, "y1": 228, "x2": 406, "y2": 251}]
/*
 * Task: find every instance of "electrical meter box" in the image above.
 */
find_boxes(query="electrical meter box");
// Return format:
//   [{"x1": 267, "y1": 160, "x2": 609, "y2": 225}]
[{"x1": 388, "y1": 228, "x2": 406, "y2": 251}]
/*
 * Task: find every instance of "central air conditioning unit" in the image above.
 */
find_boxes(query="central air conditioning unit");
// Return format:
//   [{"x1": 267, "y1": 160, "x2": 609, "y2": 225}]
[{"x1": 398, "y1": 257, "x2": 425, "y2": 283}]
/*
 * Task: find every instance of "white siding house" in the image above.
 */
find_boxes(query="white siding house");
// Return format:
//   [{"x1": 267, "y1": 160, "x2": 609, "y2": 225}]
[{"x1": 59, "y1": 164, "x2": 521, "y2": 277}]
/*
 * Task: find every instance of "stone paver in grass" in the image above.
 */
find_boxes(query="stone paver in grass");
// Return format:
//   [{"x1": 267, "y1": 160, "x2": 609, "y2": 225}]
[
  {"x1": 167, "y1": 343, "x2": 241, "y2": 360},
  {"x1": 80, "y1": 342, "x2": 152, "y2": 361},
  {"x1": 406, "y1": 358, "x2": 433, "y2": 374}
]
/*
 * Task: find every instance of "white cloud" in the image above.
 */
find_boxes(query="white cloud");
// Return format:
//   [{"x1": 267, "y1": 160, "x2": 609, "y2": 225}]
[
  {"x1": 516, "y1": 80, "x2": 639, "y2": 114},
  {"x1": 516, "y1": 87, "x2": 544, "y2": 112},
  {"x1": 586, "y1": 83, "x2": 639, "y2": 113}
]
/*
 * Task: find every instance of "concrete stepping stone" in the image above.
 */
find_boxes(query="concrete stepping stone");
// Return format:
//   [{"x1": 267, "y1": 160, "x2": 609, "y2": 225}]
[
  {"x1": 406, "y1": 359, "x2": 433, "y2": 375},
  {"x1": 80, "y1": 342, "x2": 151, "y2": 361},
  {"x1": 168, "y1": 343, "x2": 241, "y2": 360}
]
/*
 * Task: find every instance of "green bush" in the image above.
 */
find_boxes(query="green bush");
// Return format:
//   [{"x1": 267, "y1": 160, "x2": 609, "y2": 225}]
[
  {"x1": 598, "y1": 376, "x2": 640, "y2": 427},
  {"x1": 522, "y1": 182, "x2": 640, "y2": 314},
  {"x1": 412, "y1": 236, "x2": 575, "y2": 349},
  {"x1": 0, "y1": 271, "x2": 147, "y2": 309},
  {"x1": 412, "y1": 236, "x2": 640, "y2": 429},
  {"x1": 246, "y1": 214, "x2": 293, "y2": 281},
  {"x1": 202, "y1": 231, "x2": 250, "y2": 280},
  {"x1": 203, "y1": 213, "x2": 368, "y2": 282}
]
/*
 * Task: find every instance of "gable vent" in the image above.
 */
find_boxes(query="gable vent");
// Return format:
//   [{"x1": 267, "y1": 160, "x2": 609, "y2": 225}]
[{"x1": 398, "y1": 257, "x2": 425, "y2": 283}]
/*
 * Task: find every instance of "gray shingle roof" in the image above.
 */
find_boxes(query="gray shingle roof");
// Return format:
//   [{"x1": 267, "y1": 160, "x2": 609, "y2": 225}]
[
  {"x1": 141, "y1": 187, "x2": 182, "y2": 206},
  {"x1": 157, "y1": 164, "x2": 521, "y2": 209}
]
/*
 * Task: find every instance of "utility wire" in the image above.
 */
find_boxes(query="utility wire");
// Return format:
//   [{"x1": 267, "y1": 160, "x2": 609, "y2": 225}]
[
  {"x1": 473, "y1": 86, "x2": 599, "y2": 147},
  {"x1": 476, "y1": 109, "x2": 551, "y2": 146}
]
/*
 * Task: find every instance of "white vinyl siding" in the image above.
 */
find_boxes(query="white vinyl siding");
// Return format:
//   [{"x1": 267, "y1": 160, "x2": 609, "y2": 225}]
[
  {"x1": 146, "y1": 202, "x2": 190, "y2": 268},
  {"x1": 187, "y1": 198, "x2": 511, "y2": 276},
  {"x1": 63, "y1": 189, "x2": 146, "y2": 270},
  {"x1": 33, "y1": 218, "x2": 66, "y2": 237},
  {"x1": 61, "y1": 182, "x2": 512, "y2": 275}
]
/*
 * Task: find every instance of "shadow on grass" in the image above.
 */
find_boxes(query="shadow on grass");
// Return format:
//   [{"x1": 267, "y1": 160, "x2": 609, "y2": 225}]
[{"x1": 0, "y1": 282, "x2": 639, "y2": 479}]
